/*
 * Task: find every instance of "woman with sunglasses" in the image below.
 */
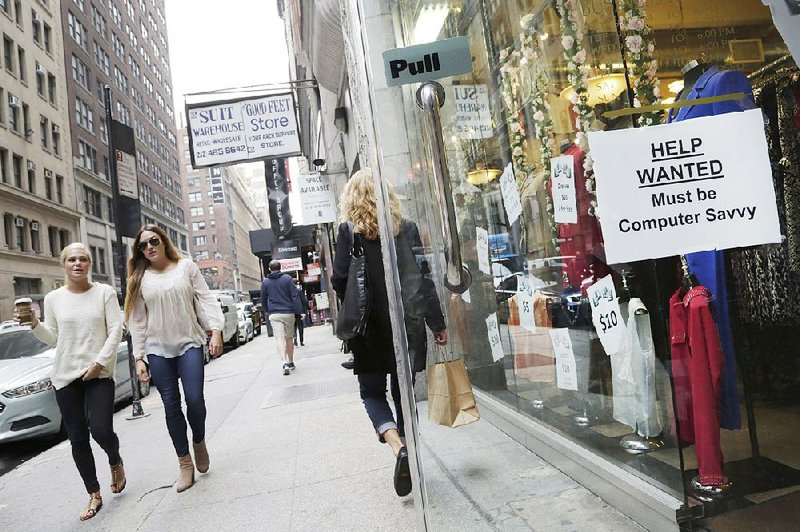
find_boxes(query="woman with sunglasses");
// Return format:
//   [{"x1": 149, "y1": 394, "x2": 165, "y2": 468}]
[{"x1": 124, "y1": 225, "x2": 224, "y2": 492}]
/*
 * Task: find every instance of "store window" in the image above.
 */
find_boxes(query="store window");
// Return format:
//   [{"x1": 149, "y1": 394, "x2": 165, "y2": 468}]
[{"x1": 388, "y1": 0, "x2": 800, "y2": 525}]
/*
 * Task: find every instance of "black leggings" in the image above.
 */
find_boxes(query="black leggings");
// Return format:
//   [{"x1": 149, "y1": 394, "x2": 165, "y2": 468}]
[{"x1": 55, "y1": 378, "x2": 121, "y2": 493}]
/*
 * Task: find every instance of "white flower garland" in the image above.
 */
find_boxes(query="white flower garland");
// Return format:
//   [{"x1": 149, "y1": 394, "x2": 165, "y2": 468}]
[
  {"x1": 555, "y1": 0, "x2": 596, "y2": 201},
  {"x1": 499, "y1": 48, "x2": 534, "y2": 196},
  {"x1": 619, "y1": 0, "x2": 661, "y2": 126}
]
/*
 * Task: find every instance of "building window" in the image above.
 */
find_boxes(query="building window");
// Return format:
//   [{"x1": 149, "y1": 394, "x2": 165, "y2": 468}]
[
  {"x1": 39, "y1": 116, "x2": 48, "y2": 149},
  {"x1": 30, "y1": 221, "x2": 40, "y2": 253},
  {"x1": 189, "y1": 192, "x2": 201, "y2": 203},
  {"x1": 194, "y1": 235, "x2": 207, "y2": 246},
  {"x1": 31, "y1": 10, "x2": 41, "y2": 44},
  {"x1": 91, "y1": 6, "x2": 107, "y2": 39},
  {"x1": 180, "y1": 234, "x2": 187, "y2": 251},
  {"x1": 8, "y1": 93, "x2": 20, "y2": 131},
  {"x1": 84, "y1": 186, "x2": 102, "y2": 218},
  {"x1": 190, "y1": 206, "x2": 203, "y2": 217},
  {"x1": 44, "y1": 172, "x2": 52, "y2": 199},
  {"x1": 113, "y1": 66, "x2": 128, "y2": 93},
  {"x1": 35, "y1": 62, "x2": 45, "y2": 96},
  {"x1": 75, "y1": 97, "x2": 94, "y2": 132},
  {"x1": 3, "y1": 35, "x2": 14, "y2": 74},
  {"x1": 43, "y1": 23, "x2": 51, "y2": 53},
  {"x1": 71, "y1": 54, "x2": 90, "y2": 91},
  {"x1": 12, "y1": 154, "x2": 22, "y2": 187},
  {"x1": 16, "y1": 45, "x2": 25, "y2": 83},
  {"x1": 97, "y1": 248, "x2": 106, "y2": 275},
  {"x1": 111, "y1": 33, "x2": 124, "y2": 58},
  {"x1": 68, "y1": 12, "x2": 88, "y2": 49},
  {"x1": 47, "y1": 73, "x2": 56, "y2": 104},
  {"x1": 51, "y1": 124, "x2": 60, "y2": 155},
  {"x1": 27, "y1": 163, "x2": 35, "y2": 193},
  {"x1": 58, "y1": 229, "x2": 70, "y2": 251},
  {"x1": 56, "y1": 175, "x2": 64, "y2": 204},
  {"x1": 107, "y1": 197, "x2": 114, "y2": 223},
  {"x1": 0, "y1": 148, "x2": 6, "y2": 183},
  {"x1": 191, "y1": 221, "x2": 206, "y2": 231},
  {"x1": 78, "y1": 140, "x2": 97, "y2": 173},
  {"x1": 48, "y1": 226, "x2": 58, "y2": 257},
  {"x1": 93, "y1": 41, "x2": 109, "y2": 75}
]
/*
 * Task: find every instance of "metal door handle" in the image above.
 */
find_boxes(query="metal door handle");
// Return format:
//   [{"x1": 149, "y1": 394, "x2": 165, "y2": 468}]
[{"x1": 416, "y1": 81, "x2": 472, "y2": 294}]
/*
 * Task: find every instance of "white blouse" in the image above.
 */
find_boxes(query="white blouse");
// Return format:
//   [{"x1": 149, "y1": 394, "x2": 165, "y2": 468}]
[{"x1": 128, "y1": 259, "x2": 224, "y2": 361}]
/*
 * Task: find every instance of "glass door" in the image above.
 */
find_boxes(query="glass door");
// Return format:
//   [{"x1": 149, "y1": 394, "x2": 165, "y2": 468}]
[{"x1": 358, "y1": 0, "x2": 800, "y2": 529}]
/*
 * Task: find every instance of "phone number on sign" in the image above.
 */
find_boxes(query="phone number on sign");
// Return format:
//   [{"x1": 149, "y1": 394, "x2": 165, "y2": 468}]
[{"x1": 196, "y1": 145, "x2": 247, "y2": 158}]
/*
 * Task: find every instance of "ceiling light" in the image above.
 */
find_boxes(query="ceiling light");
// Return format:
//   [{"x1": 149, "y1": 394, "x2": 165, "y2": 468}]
[{"x1": 413, "y1": 4, "x2": 449, "y2": 44}]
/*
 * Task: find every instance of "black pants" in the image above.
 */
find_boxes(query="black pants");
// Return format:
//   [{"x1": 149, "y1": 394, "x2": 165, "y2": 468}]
[
  {"x1": 55, "y1": 378, "x2": 121, "y2": 494},
  {"x1": 294, "y1": 314, "x2": 304, "y2": 344}
]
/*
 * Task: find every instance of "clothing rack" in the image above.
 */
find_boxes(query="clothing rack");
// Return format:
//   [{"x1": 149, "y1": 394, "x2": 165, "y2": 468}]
[{"x1": 747, "y1": 54, "x2": 796, "y2": 82}]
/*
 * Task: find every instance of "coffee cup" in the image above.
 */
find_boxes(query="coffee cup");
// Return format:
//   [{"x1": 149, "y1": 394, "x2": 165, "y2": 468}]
[{"x1": 14, "y1": 297, "x2": 33, "y2": 325}]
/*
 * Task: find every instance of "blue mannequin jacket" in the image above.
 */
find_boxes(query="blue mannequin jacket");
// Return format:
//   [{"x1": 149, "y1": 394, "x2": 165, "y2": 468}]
[{"x1": 667, "y1": 65, "x2": 755, "y2": 430}]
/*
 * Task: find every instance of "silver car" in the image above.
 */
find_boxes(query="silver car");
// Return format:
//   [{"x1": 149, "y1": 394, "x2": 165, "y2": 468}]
[{"x1": 0, "y1": 325, "x2": 149, "y2": 444}]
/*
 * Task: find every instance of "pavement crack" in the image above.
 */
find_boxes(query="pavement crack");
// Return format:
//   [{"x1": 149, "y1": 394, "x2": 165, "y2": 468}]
[{"x1": 137, "y1": 484, "x2": 172, "y2": 502}]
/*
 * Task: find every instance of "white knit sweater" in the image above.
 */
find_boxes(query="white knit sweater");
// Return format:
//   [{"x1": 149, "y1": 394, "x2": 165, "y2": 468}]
[{"x1": 32, "y1": 283, "x2": 123, "y2": 390}]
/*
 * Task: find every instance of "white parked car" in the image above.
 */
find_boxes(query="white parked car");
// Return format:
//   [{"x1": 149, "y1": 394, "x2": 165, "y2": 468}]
[
  {"x1": 0, "y1": 325, "x2": 149, "y2": 444},
  {"x1": 237, "y1": 309, "x2": 254, "y2": 344}
]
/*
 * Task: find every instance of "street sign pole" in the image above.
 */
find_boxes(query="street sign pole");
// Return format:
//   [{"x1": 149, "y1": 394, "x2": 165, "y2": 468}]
[{"x1": 104, "y1": 85, "x2": 149, "y2": 420}]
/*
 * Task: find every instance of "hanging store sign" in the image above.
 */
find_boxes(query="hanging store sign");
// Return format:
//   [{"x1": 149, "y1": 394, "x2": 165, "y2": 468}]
[
  {"x1": 586, "y1": 275, "x2": 625, "y2": 355},
  {"x1": 277, "y1": 257, "x2": 303, "y2": 271},
  {"x1": 266, "y1": 158, "x2": 293, "y2": 237},
  {"x1": 185, "y1": 93, "x2": 301, "y2": 168},
  {"x1": 588, "y1": 109, "x2": 781, "y2": 264},
  {"x1": 453, "y1": 84, "x2": 493, "y2": 139},
  {"x1": 551, "y1": 154, "x2": 578, "y2": 224},
  {"x1": 298, "y1": 172, "x2": 337, "y2": 224},
  {"x1": 383, "y1": 36, "x2": 472, "y2": 87},
  {"x1": 499, "y1": 163, "x2": 523, "y2": 226}
]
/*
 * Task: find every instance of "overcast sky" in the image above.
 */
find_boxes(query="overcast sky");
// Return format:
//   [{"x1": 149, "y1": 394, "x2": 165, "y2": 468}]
[{"x1": 165, "y1": 0, "x2": 291, "y2": 127}]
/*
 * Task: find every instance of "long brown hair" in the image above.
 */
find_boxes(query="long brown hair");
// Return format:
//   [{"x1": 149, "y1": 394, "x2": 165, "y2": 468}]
[{"x1": 123, "y1": 224, "x2": 182, "y2": 321}]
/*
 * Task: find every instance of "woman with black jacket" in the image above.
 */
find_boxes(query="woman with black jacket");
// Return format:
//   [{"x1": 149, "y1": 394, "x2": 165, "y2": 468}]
[{"x1": 332, "y1": 168, "x2": 447, "y2": 497}]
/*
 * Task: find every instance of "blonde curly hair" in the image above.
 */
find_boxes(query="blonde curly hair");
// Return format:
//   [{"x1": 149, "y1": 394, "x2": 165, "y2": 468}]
[{"x1": 339, "y1": 168, "x2": 402, "y2": 239}]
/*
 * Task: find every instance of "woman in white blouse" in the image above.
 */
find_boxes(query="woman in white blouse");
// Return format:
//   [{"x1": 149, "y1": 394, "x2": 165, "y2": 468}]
[
  {"x1": 25, "y1": 243, "x2": 124, "y2": 521},
  {"x1": 124, "y1": 225, "x2": 224, "y2": 493}
]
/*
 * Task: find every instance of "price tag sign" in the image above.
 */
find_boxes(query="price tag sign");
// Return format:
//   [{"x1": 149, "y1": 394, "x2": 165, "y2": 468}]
[
  {"x1": 486, "y1": 312, "x2": 504, "y2": 362},
  {"x1": 551, "y1": 154, "x2": 578, "y2": 224},
  {"x1": 517, "y1": 276, "x2": 536, "y2": 334},
  {"x1": 586, "y1": 274, "x2": 626, "y2": 355},
  {"x1": 476, "y1": 226, "x2": 490, "y2": 274},
  {"x1": 549, "y1": 328, "x2": 578, "y2": 391},
  {"x1": 499, "y1": 162, "x2": 523, "y2": 226}
]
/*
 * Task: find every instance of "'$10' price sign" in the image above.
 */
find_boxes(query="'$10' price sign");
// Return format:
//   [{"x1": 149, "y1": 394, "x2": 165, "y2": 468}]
[{"x1": 586, "y1": 275, "x2": 626, "y2": 355}]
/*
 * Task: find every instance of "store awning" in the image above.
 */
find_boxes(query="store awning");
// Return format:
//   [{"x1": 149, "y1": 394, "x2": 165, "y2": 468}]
[{"x1": 311, "y1": 0, "x2": 345, "y2": 92}]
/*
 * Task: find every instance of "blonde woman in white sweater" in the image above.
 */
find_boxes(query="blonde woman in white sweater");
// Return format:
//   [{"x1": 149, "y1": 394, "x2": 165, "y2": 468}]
[{"x1": 24, "y1": 243, "x2": 124, "y2": 521}]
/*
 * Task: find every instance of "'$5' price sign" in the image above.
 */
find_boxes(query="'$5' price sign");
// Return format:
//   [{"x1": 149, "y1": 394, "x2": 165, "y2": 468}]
[
  {"x1": 517, "y1": 276, "x2": 536, "y2": 334},
  {"x1": 586, "y1": 275, "x2": 626, "y2": 355}
]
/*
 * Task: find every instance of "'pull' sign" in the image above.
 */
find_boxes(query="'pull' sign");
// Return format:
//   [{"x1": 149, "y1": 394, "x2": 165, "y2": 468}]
[{"x1": 383, "y1": 36, "x2": 472, "y2": 87}]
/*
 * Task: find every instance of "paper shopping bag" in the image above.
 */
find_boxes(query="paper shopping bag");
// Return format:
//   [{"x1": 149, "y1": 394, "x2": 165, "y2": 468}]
[{"x1": 427, "y1": 358, "x2": 480, "y2": 428}]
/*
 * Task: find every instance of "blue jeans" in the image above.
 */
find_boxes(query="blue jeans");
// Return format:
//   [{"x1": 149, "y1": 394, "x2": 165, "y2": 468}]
[
  {"x1": 358, "y1": 373, "x2": 405, "y2": 440},
  {"x1": 148, "y1": 347, "x2": 206, "y2": 457}
]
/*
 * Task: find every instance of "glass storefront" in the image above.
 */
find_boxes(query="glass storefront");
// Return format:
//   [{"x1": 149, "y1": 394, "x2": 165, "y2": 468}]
[{"x1": 353, "y1": 0, "x2": 799, "y2": 528}]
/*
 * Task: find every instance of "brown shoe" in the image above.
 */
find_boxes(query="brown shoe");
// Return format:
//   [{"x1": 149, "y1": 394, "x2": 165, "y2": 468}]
[
  {"x1": 110, "y1": 461, "x2": 126, "y2": 493},
  {"x1": 193, "y1": 439, "x2": 210, "y2": 474},
  {"x1": 176, "y1": 454, "x2": 195, "y2": 492}
]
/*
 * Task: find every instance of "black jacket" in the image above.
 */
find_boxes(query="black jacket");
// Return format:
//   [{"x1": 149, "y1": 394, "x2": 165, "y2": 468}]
[{"x1": 331, "y1": 220, "x2": 446, "y2": 374}]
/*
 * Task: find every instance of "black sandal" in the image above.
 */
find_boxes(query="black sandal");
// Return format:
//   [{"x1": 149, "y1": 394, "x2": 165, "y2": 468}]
[
  {"x1": 80, "y1": 493, "x2": 102, "y2": 521},
  {"x1": 110, "y1": 461, "x2": 126, "y2": 494}
]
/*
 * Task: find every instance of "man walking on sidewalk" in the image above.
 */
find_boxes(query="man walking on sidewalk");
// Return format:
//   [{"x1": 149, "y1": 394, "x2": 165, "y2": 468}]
[{"x1": 260, "y1": 260, "x2": 303, "y2": 375}]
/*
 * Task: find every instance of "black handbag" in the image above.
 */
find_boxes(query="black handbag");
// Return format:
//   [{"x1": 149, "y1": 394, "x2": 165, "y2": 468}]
[{"x1": 336, "y1": 224, "x2": 371, "y2": 340}]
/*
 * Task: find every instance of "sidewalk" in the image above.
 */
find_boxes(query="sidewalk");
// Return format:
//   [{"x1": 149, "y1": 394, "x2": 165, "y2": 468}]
[{"x1": 0, "y1": 325, "x2": 642, "y2": 531}]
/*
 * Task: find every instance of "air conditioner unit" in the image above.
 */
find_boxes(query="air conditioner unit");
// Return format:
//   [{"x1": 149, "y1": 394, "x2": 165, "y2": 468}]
[
  {"x1": 27, "y1": 161, "x2": 36, "y2": 171},
  {"x1": 33, "y1": 14, "x2": 43, "y2": 25},
  {"x1": 30, "y1": 222, "x2": 39, "y2": 231},
  {"x1": 44, "y1": 169, "x2": 52, "y2": 177},
  {"x1": 35, "y1": 64, "x2": 46, "y2": 75},
  {"x1": 8, "y1": 96, "x2": 20, "y2": 108},
  {"x1": 14, "y1": 217, "x2": 24, "y2": 228},
  {"x1": 40, "y1": 116, "x2": 48, "y2": 124},
  {"x1": 52, "y1": 124, "x2": 60, "y2": 134}
]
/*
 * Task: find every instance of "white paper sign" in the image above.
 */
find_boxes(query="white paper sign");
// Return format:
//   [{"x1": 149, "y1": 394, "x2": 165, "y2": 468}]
[
  {"x1": 476, "y1": 226, "x2": 490, "y2": 274},
  {"x1": 278, "y1": 257, "x2": 303, "y2": 271},
  {"x1": 551, "y1": 154, "x2": 578, "y2": 224},
  {"x1": 187, "y1": 93, "x2": 301, "y2": 168},
  {"x1": 461, "y1": 289, "x2": 471, "y2": 303},
  {"x1": 516, "y1": 276, "x2": 536, "y2": 334},
  {"x1": 549, "y1": 328, "x2": 578, "y2": 391},
  {"x1": 453, "y1": 84, "x2": 493, "y2": 139},
  {"x1": 588, "y1": 109, "x2": 781, "y2": 264},
  {"x1": 115, "y1": 150, "x2": 138, "y2": 199},
  {"x1": 586, "y1": 275, "x2": 626, "y2": 355},
  {"x1": 485, "y1": 312, "x2": 504, "y2": 362},
  {"x1": 314, "y1": 292, "x2": 329, "y2": 310},
  {"x1": 298, "y1": 172, "x2": 337, "y2": 223},
  {"x1": 499, "y1": 163, "x2": 523, "y2": 226}
]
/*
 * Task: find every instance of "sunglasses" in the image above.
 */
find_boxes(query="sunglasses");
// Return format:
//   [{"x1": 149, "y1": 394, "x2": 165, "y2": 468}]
[{"x1": 137, "y1": 237, "x2": 162, "y2": 252}]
